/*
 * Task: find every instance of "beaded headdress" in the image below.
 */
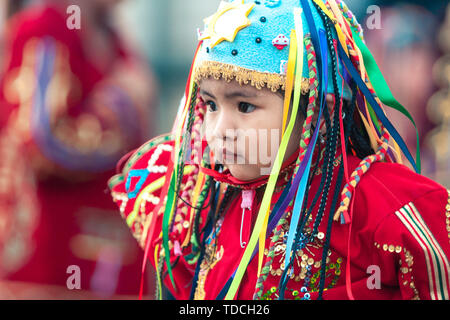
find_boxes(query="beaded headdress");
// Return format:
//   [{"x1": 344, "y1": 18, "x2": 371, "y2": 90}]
[
  {"x1": 194, "y1": 0, "x2": 352, "y2": 98},
  {"x1": 154, "y1": 0, "x2": 421, "y2": 300}
]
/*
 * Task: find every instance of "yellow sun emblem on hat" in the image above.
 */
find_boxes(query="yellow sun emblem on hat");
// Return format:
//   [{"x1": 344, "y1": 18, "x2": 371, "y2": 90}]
[{"x1": 200, "y1": 0, "x2": 255, "y2": 49}]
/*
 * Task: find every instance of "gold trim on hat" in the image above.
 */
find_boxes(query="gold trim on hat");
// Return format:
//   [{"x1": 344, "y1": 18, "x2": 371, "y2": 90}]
[{"x1": 193, "y1": 61, "x2": 310, "y2": 94}]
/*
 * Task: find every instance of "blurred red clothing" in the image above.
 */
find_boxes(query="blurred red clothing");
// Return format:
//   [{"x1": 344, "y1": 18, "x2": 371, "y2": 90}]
[{"x1": 0, "y1": 3, "x2": 155, "y2": 298}]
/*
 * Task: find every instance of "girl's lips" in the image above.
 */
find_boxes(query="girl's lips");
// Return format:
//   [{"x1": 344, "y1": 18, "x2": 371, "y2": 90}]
[
  {"x1": 224, "y1": 152, "x2": 238, "y2": 161},
  {"x1": 220, "y1": 148, "x2": 244, "y2": 163}
]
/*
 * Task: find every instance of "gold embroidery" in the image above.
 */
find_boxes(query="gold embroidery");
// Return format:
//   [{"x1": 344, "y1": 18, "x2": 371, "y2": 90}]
[
  {"x1": 194, "y1": 60, "x2": 310, "y2": 94},
  {"x1": 194, "y1": 211, "x2": 226, "y2": 300},
  {"x1": 194, "y1": 244, "x2": 224, "y2": 300},
  {"x1": 136, "y1": 180, "x2": 189, "y2": 248}
]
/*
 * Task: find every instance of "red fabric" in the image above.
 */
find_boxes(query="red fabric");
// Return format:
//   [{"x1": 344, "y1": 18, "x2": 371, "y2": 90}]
[
  {"x1": 110, "y1": 136, "x2": 450, "y2": 300},
  {"x1": 0, "y1": 4, "x2": 154, "y2": 298}
]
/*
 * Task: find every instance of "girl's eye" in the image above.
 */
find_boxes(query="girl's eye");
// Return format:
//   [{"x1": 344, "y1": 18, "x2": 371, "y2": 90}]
[
  {"x1": 238, "y1": 102, "x2": 256, "y2": 114},
  {"x1": 206, "y1": 101, "x2": 217, "y2": 112}
]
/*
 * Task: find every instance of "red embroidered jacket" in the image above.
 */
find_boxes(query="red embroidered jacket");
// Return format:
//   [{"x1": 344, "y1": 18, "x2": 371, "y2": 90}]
[{"x1": 109, "y1": 134, "x2": 450, "y2": 300}]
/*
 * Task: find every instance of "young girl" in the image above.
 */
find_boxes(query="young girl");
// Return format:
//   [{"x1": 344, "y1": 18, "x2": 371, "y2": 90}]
[{"x1": 109, "y1": 0, "x2": 450, "y2": 300}]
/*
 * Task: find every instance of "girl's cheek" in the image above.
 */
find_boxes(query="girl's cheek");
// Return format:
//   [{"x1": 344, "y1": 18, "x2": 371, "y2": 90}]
[{"x1": 202, "y1": 117, "x2": 214, "y2": 145}]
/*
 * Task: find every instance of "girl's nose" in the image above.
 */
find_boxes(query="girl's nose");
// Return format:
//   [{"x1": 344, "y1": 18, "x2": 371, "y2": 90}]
[{"x1": 213, "y1": 109, "x2": 237, "y2": 142}]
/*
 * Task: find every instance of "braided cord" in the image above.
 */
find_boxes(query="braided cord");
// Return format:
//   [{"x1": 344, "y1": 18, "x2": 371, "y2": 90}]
[
  {"x1": 335, "y1": 0, "x2": 364, "y2": 40},
  {"x1": 175, "y1": 83, "x2": 199, "y2": 201},
  {"x1": 167, "y1": 83, "x2": 199, "y2": 234},
  {"x1": 180, "y1": 97, "x2": 207, "y2": 202},
  {"x1": 311, "y1": 6, "x2": 341, "y2": 236},
  {"x1": 333, "y1": 129, "x2": 390, "y2": 222}
]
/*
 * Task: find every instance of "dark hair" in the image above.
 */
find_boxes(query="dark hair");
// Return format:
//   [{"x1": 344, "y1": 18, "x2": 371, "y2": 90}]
[{"x1": 290, "y1": 86, "x2": 374, "y2": 160}]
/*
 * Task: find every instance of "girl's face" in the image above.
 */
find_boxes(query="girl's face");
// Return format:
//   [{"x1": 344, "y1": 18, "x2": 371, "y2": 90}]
[{"x1": 200, "y1": 78, "x2": 303, "y2": 181}]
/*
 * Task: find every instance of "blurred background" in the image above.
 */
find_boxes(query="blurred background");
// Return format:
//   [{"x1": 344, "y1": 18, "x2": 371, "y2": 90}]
[{"x1": 0, "y1": 0, "x2": 448, "y2": 299}]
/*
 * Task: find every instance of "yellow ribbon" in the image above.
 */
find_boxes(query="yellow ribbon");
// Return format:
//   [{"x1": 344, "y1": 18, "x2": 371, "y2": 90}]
[{"x1": 281, "y1": 33, "x2": 297, "y2": 137}]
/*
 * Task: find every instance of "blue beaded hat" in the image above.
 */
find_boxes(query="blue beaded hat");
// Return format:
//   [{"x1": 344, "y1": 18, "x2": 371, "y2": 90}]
[{"x1": 194, "y1": 0, "x2": 352, "y2": 99}]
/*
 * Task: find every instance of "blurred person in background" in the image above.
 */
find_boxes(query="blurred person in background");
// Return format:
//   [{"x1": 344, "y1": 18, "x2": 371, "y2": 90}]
[
  {"x1": 426, "y1": 3, "x2": 450, "y2": 188},
  {"x1": 363, "y1": 1, "x2": 448, "y2": 186},
  {"x1": 0, "y1": 0, "x2": 157, "y2": 298}
]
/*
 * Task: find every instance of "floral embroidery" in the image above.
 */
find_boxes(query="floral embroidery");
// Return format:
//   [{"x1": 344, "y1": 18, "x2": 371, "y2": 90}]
[{"x1": 261, "y1": 218, "x2": 343, "y2": 300}]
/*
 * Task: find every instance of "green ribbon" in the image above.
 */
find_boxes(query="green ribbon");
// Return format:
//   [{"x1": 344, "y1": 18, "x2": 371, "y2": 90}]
[{"x1": 161, "y1": 170, "x2": 177, "y2": 288}]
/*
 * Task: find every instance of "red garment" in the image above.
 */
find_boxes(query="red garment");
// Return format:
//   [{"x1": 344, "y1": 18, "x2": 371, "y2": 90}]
[
  {"x1": 0, "y1": 4, "x2": 154, "y2": 297},
  {"x1": 110, "y1": 134, "x2": 450, "y2": 300}
]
